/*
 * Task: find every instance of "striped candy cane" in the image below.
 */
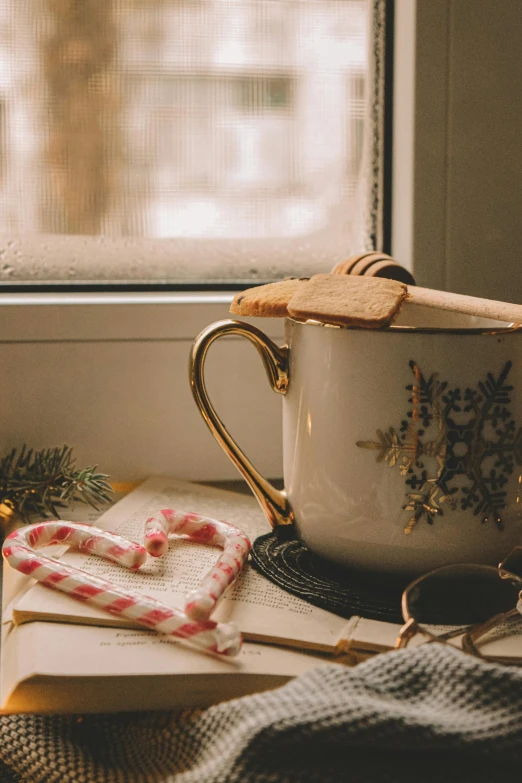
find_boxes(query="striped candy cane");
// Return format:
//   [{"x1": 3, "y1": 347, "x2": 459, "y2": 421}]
[
  {"x1": 144, "y1": 510, "x2": 251, "y2": 621},
  {"x1": 2, "y1": 521, "x2": 241, "y2": 656}
]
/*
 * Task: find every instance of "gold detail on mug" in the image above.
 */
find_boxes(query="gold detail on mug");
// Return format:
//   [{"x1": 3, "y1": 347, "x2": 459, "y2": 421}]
[
  {"x1": 190, "y1": 319, "x2": 294, "y2": 530},
  {"x1": 357, "y1": 360, "x2": 522, "y2": 534}
]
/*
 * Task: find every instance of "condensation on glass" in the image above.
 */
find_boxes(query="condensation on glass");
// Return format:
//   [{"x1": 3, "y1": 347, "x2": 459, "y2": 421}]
[{"x1": 0, "y1": 0, "x2": 386, "y2": 284}]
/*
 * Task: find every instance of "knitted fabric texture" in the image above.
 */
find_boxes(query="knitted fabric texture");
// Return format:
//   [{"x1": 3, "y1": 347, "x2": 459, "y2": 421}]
[{"x1": 0, "y1": 643, "x2": 521, "y2": 783}]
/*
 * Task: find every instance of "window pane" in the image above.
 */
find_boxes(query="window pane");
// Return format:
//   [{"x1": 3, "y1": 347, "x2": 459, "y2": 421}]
[{"x1": 0, "y1": 0, "x2": 387, "y2": 284}]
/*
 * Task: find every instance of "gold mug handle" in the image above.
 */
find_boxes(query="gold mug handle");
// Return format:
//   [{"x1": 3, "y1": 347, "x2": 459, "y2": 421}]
[{"x1": 189, "y1": 319, "x2": 294, "y2": 530}]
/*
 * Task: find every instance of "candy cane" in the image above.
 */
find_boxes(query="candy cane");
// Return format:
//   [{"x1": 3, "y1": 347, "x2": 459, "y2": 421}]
[
  {"x1": 2, "y1": 521, "x2": 241, "y2": 656},
  {"x1": 144, "y1": 509, "x2": 251, "y2": 621}
]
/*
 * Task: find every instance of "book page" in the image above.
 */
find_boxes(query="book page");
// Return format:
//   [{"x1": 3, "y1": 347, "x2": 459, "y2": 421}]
[
  {"x1": 346, "y1": 618, "x2": 460, "y2": 654},
  {"x1": 10, "y1": 477, "x2": 349, "y2": 652},
  {"x1": 467, "y1": 614, "x2": 522, "y2": 663},
  {"x1": 1, "y1": 620, "x2": 336, "y2": 713},
  {"x1": 343, "y1": 617, "x2": 402, "y2": 653},
  {"x1": 345, "y1": 614, "x2": 522, "y2": 661}
]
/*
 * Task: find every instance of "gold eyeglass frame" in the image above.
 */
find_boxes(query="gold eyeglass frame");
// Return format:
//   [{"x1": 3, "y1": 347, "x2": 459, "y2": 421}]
[{"x1": 395, "y1": 547, "x2": 522, "y2": 662}]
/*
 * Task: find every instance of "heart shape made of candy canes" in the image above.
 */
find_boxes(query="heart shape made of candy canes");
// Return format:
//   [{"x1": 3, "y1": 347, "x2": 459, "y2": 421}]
[{"x1": 2, "y1": 520, "x2": 243, "y2": 656}]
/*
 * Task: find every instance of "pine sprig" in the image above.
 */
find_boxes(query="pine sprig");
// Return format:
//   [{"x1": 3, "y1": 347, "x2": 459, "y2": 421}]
[{"x1": 0, "y1": 445, "x2": 114, "y2": 521}]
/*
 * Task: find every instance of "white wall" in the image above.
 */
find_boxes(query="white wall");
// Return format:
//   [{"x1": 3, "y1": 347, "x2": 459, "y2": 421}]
[
  {"x1": 401, "y1": 0, "x2": 522, "y2": 302},
  {"x1": 0, "y1": 295, "x2": 285, "y2": 483}
]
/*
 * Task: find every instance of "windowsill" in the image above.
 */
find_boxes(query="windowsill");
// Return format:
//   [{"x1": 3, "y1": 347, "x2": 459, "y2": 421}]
[
  {"x1": 0, "y1": 290, "x2": 284, "y2": 342},
  {"x1": 0, "y1": 290, "x2": 235, "y2": 307}
]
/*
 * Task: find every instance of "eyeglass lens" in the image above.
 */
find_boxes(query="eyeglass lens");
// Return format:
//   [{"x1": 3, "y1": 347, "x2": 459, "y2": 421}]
[{"x1": 405, "y1": 564, "x2": 520, "y2": 627}]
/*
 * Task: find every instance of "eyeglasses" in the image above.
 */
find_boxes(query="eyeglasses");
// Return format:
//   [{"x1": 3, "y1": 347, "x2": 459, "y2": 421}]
[{"x1": 395, "y1": 547, "x2": 522, "y2": 663}]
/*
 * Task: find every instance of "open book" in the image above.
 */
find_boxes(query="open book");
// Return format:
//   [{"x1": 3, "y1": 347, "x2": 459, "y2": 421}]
[
  {"x1": 1, "y1": 477, "x2": 359, "y2": 714},
  {"x1": 2, "y1": 477, "x2": 521, "y2": 713}
]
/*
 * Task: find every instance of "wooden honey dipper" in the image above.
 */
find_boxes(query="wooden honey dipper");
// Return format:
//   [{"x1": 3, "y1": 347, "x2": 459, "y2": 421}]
[
  {"x1": 402, "y1": 285, "x2": 522, "y2": 325},
  {"x1": 332, "y1": 252, "x2": 416, "y2": 285},
  {"x1": 330, "y1": 253, "x2": 522, "y2": 326}
]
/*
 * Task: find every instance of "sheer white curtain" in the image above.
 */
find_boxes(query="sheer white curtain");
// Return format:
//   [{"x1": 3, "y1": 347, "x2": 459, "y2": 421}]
[{"x1": 0, "y1": 0, "x2": 386, "y2": 284}]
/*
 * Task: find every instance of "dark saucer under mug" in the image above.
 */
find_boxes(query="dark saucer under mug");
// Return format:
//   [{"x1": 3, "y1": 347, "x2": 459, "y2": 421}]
[{"x1": 250, "y1": 532, "x2": 408, "y2": 624}]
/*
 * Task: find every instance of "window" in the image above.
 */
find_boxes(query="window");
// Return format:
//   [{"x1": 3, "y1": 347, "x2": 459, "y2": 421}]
[{"x1": 0, "y1": 0, "x2": 386, "y2": 285}]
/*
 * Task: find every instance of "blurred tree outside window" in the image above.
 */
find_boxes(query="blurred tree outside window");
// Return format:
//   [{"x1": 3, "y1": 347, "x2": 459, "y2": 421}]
[{"x1": 0, "y1": 0, "x2": 385, "y2": 280}]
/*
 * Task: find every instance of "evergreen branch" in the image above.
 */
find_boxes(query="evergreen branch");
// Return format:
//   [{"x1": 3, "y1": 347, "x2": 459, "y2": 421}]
[{"x1": 0, "y1": 446, "x2": 114, "y2": 522}]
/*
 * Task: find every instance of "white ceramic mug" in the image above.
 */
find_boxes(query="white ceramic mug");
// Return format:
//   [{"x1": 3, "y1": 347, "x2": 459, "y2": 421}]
[{"x1": 190, "y1": 306, "x2": 522, "y2": 574}]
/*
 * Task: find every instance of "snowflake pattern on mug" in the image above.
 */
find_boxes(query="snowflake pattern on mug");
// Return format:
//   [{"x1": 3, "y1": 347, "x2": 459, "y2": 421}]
[{"x1": 357, "y1": 360, "x2": 522, "y2": 534}]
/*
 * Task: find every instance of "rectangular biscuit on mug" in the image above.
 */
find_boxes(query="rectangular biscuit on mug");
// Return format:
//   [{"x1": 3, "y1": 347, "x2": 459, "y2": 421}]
[{"x1": 287, "y1": 273, "x2": 408, "y2": 328}]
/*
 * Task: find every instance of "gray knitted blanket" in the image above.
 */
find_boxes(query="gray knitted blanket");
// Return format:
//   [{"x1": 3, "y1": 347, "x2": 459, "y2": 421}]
[{"x1": 0, "y1": 643, "x2": 521, "y2": 783}]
